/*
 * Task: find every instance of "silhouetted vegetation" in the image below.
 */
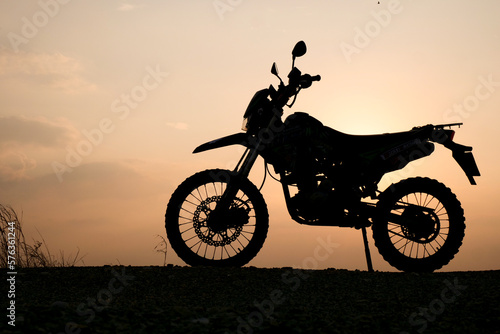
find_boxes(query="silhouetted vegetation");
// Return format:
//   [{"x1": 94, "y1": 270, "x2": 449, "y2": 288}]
[
  {"x1": 154, "y1": 234, "x2": 168, "y2": 266},
  {"x1": 0, "y1": 204, "x2": 85, "y2": 267}
]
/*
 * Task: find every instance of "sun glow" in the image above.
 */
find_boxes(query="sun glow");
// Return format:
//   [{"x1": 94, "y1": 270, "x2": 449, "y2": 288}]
[{"x1": 1, "y1": 1, "x2": 498, "y2": 271}]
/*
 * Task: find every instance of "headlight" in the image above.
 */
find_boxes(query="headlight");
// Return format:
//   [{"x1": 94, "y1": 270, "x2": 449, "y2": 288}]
[{"x1": 242, "y1": 117, "x2": 249, "y2": 131}]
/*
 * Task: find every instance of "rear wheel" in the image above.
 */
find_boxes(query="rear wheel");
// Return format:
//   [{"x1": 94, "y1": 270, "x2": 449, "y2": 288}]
[
  {"x1": 373, "y1": 177, "x2": 465, "y2": 272},
  {"x1": 165, "y1": 169, "x2": 269, "y2": 266}
]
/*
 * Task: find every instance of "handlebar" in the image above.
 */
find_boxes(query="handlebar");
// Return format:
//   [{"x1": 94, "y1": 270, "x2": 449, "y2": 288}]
[{"x1": 270, "y1": 65, "x2": 321, "y2": 109}]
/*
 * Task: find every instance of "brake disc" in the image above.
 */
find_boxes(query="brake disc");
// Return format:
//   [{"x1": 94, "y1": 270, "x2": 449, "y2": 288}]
[{"x1": 192, "y1": 196, "x2": 250, "y2": 246}]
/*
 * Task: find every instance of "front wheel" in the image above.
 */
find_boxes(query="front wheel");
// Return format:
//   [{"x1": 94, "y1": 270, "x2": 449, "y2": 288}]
[
  {"x1": 165, "y1": 169, "x2": 269, "y2": 267},
  {"x1": 373, "y1": 177, "x2": 465, "y2": 272}
]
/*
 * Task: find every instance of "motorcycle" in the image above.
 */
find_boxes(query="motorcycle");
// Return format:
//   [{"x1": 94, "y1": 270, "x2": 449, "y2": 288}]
[{"x1": 165, "y1": 41, "x2": 480, "y2": 272}]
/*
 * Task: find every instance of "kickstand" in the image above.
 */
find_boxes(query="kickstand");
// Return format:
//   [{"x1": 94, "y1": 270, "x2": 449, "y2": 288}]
[{"x1": 361, "y1": 226, "x2": 374, "y2": 272}]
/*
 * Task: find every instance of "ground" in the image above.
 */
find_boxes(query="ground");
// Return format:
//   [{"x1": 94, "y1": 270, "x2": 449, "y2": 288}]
[{"x1": 3, "y1": 266, "x2": 499, "y2": 333}]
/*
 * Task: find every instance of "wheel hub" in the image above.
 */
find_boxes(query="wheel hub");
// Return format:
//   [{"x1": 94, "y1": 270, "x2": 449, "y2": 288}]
[
  {"x1": 400, "y1": 206, "x2": 440, "y2": 243},
  {"x1": 192, "y1": 196, "x2": 250, "y2": 246}
]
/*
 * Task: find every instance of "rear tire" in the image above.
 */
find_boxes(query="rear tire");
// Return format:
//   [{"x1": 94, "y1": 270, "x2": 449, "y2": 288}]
[
  {"x1": 165, "y1": 169, "x2": 269, "y2": 267},
  {"x1": 373, "y1": 177, "x2": 465, "y2": 272}
]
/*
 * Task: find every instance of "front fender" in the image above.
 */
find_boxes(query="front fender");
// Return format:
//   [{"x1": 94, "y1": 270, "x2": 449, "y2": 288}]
[{"x1": 193, "y1": 133, "x2": 252, "y2": 154}]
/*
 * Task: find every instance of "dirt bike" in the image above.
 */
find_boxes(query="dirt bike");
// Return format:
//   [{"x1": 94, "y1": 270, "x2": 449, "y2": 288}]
[{"x1": 165, "y1": 41, "x2": 480, "y2": 272}]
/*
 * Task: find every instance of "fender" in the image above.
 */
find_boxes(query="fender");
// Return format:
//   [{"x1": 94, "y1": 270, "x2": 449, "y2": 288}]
[
  {"x1": 430, "y1": 127, "x2": 480, "y2": 185},
  {"x1": 193, "y1": 133, "x2": 253, "y2": 154},
  {"x1": 443, "y1": 140, "x2": 480, "y2": 185}
]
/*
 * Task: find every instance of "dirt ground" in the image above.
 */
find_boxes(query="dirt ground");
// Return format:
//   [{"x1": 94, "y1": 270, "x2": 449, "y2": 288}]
[{"x1": 2, "y1": 266, "x2": 499, "y2": 333}]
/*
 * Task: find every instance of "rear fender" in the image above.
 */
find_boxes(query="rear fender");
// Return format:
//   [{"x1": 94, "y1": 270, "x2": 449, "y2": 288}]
[
  {"x1": 430, "y1": 128, "x2": 480, "y2": 185},
  {"x1": 193, "y1": 133, "x2": 253, "y2": 153},
  {"x1": 443, "y1": 140, "x2": 480, "y2": 185}
]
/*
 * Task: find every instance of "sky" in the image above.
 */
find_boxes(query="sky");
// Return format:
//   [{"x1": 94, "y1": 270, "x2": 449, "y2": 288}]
[{"x1": 1, "y1": 0, "x2": 499, "y2": 272}]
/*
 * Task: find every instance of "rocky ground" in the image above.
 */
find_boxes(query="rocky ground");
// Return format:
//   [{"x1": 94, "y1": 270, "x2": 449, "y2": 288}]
[{"x1": 2, "y1": 266, "x2": 499, "y2": 333}]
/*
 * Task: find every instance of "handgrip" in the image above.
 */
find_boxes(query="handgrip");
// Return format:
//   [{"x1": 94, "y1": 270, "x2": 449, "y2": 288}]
[
  {"x1": 311, "y1": 75, "x2": 321, "y2": 81},
  {"x1": 299, "y1": 74, "x2": 321, "y2": 89}
]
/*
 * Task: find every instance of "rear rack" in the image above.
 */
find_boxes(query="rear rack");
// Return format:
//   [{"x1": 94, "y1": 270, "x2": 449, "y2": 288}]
[{"x1": 433, "y1": 123, "x2": 463, "y2": 129}]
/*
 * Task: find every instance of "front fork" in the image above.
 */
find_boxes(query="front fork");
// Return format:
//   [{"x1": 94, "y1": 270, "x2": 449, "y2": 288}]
[{"x1": 208, "y1": 109, "x2": 282, "y2": 230}]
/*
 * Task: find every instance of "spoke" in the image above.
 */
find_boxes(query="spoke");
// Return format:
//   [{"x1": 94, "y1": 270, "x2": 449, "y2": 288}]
[
  {"x1": 203, "y1": 242, "x2": 209, "y2": 259},
  {"x1": 184, "y1": 234, "x2": 199, "y2": 243},
  {"x1": 185, "y1": 198, "x2": 201, "y2": 207},
  {"x1": 220, "y1": 245, "x2": 226, "y2": 260},
  {"x1": 423, "y1": 193, "x2": 433, "y2": 207},
  {"x1": 180, "y1": 207, "x2": 195, "y2": 215},
  {"x1": 235, "y1": 235, "x2": 245, "y2": 249},
  {"x1": 223, "y1": 245, "x2": 231, "y2": 258},
  {"x1": 391, "y1": 236, "x2": 403, "y2": 248},
  {"x1": 211, "y1": 245, "x2": 217, "y2": 260},
  {"x1": 420, "y1": 244, "x2": 427, "y2": 258},
  {"x1": 188, "y1": 191, "x2": 202, "y2": 204},
  {"x1": 190, "y1": 239, "x2": 202, "y2": 252},
  {"x1": 395, "y1": 197, "x2": 409, "y2": 207},
  {"x1": 423, "y1": 194, "x2": 434, "y2": 207},
  {"x1": 240, "y1": 229, "x2": 255, "y2": 237},
  {"x1": 180, "y1": 225, "x2": 195, "y2": 234},
  {"x1": 195, "y1": 187, "x2": 204, "y2": 203},
  {"x1": 388, "y1": 223, "x2": 402, "y2": 232},
  {"x1": 397, "y1": 238, "x2": 411, "y2": 253},
  {"x1": 426, "y1": 242, "x2": 437, "y2": 256},
  {"x1": 392, "y1": 237, "x2": 406, "y2": 249},
  {"x1": 413, "y1": 192, "x2": 420, "y2": 206},
  {"x1": 203, "y1": 184, "x2": 209, "y2": 200},
  {"x1": 432, "y1": 237, "x2": 442, "y2": 251},
  {"x1": 420, "y1": 243, "x2": 426, "y2": 257},
  {"x1": 409, "y1": 240, "x2": 415, "y2": 257},
  {"x1": 388, "y1": 229, "x2": 407, "y2": 239},
  {"x1": 435, "y1": 205, "x2": 446, "y2": 216},
  {"x1": 228, "y1": 242, "x2": 238, "y2": 254},
  {"x1": 216, "y1": 246, "x2": 222, "y2": 260}
]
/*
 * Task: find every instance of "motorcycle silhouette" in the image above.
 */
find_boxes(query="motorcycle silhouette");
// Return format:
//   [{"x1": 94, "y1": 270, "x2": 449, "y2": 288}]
[{"x1": 165, "y1": 41, "x2": 480, "y2": 272}]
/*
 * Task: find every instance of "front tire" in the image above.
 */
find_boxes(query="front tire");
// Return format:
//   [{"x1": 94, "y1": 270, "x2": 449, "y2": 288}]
[
  {"x1": 373, "y1": 177, "x2": 465, "y2": 272},
  {"x1": 165, "y1": 169, "x2": 269, "y2": 267}
]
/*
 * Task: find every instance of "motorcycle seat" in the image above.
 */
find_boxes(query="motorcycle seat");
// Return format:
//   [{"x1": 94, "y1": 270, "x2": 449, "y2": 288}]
[
  {"x1": 323, "y1": 126, "x2": 428, "y2": 153},
  {"x1": 285, "y1": 112, "x2": 430, "y2": 154}
]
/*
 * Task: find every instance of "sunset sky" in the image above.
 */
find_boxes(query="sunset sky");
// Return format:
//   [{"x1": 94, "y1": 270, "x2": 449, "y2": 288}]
[{"x1": 1, "y1": 1, "x2": 499, "y2": 272}]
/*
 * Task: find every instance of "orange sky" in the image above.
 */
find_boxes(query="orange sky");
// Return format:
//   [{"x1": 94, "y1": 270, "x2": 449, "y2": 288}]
[{"x1": 1, "y1": 1, "x2": 499, "y2": 271}]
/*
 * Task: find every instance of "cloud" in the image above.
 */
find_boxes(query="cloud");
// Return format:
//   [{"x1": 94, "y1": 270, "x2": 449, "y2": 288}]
[
  {"x1": 0, "y1": 116, "x2": 78, "y2": 148},
  {"x1": 166, "y1": 122, "x2": 189, "y2": 130},
  {"x1": 117, "y1": 3, "x2": 142, "y2": 11},
  {"x1": 0, "y1": 116, "x2": 79, "y2": 181},
  {"x1": 2, "y1": 159, "x2": 166, "y2": 202},
  {"x1": 0, "y1": 50, "x2": 96, "y2": 93},
  {"x1": 0, "y1": 152, "x2": 37, "y2": 181}
]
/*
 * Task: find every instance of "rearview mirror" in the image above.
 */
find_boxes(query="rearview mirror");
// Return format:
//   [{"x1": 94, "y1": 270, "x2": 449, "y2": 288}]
[
  {"x1": 292, "y1": 41, "x2": 307, "y2": 58},
  {"x1": 271, "y1": 62, "x2": 283, "y2": 84},
  {"x1": 271, "y1": 62, "x2": 279, "y2": 76}
]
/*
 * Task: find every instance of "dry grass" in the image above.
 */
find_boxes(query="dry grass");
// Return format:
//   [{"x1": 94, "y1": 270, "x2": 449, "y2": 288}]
[
  {"x1": 0, "y1": 204, "x2": 85, "y2": 268},
  {"x1": 154, "y1": 234, "x2": 169, "y2": 266}
]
